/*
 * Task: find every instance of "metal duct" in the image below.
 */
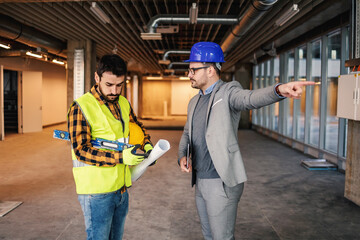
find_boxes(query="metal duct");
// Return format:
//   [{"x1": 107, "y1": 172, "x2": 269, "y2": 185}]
[
  {"x1": 146, "y1": 14, "x2": 238, "y2": 33},
  {"x1": 167, "y1": 62, "x2": 188, "y2": 69},
  {"x1": 0, "y1": 50, "x2": 25, "y2": 57},
  {"x1": 221, "y1": 0, "x2": 278, "y2": 53},
  {"x1": 163, "y1": 50, "x2": 190, "y2": 61},
  {"x1": 0, "y1": 14, "x2": 66, "y2": 57}
]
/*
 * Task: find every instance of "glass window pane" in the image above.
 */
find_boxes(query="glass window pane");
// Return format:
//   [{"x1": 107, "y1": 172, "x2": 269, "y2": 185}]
[
  {"x1": 296, "y1": 45, "x2": 307, "y2": 141},
  {"x1": 252, "y1": 65, "x2": 259, "y2": 125},
  {"x1": 273, "y1": 57, "x2": 280, "y2": 132},
  {"x1": 325, "y1": 31, "x2": 341, "y2": 153},
  {"x1": 310, "y1": 40, "x2": 321, "y2": 146},
  {"x1": 264, "y1": 61, "x2": 270, "y2": 128},
  {"x1": 286, "y1": 50, "x2": 295, "y2": 137},
  {"x1": 258, "y1": 63, "x2": 264, "y2": 126},
  {"x1": 343, "y1": 27, "x2": 349, "y2": 157}
]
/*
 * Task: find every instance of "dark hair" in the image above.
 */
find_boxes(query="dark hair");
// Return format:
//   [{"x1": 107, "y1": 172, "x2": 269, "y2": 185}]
[{"x1": 96, "y1": 54, "x2": 127, "y2": 78}]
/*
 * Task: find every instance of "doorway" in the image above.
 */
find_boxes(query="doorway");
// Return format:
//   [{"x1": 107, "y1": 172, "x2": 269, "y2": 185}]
[{"x1": 3, "y1": 70, "x2": 18, "y2": 133}]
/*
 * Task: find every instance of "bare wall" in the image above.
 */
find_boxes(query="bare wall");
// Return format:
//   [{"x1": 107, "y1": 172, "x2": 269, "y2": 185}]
[
  {"x1": 0, "y1": 57, "x2": 67, "y2": 126},
  {"x1": 141, "y1": 80, "x2": 198, "y2": 117},
  {"x1": 142, "y1": 80, "x2": 171, "y2": 117}
]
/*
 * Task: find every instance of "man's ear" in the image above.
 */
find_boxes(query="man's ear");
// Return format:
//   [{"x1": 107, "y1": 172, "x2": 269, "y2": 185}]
[
  {"x1": 95, "y1": 72, "x2": 100, "y2": 84},
  {"x1": 208, "y1": 65, "x2": 216, "y2": 77}
]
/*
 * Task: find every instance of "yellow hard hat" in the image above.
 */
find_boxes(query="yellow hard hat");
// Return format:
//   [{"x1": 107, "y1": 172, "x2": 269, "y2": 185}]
[{"x1": 129, "y1": 122, "x2": 144, "y2": 146}]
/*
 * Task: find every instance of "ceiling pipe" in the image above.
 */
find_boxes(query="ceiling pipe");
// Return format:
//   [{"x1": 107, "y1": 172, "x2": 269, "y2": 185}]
[
  {"x1": 163, "y1": 50, "x2": 191, "y2": 61},
  {"x1": 144, "y1": 1, "x2": 277, "y2": 57},
  {"x1": 0, "y1": 14, "x2": 67, "y2": 57},
  {"x1": 159, "y1": 50, "x2": 190, "y2": 64},
  {"x1": 167, "y1": 62, "x2": 189, "y2": 69},
  {"x1": 221, "y1": 0, "x2": 278, "y2": 53},
  {"x1": 146, "y1": 14, "x2": 239, "y2": 34}
]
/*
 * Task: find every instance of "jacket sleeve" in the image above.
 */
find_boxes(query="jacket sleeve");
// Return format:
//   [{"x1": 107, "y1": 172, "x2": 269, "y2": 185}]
[
  {"x1": 228, "y1": 81, "x2": 283, "y2": 111},
  {"x1": 178, "y1": 106, "x2": 191, "y2": 165}
]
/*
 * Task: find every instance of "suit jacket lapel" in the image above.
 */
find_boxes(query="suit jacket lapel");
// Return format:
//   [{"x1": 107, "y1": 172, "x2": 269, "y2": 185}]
[{"x1": 206, "y1": 80, "x2": 224, "y2": 127}]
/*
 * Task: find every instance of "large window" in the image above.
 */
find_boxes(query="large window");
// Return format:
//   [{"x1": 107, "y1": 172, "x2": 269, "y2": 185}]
[
  {"x1": 264, "y1": 60, "x2": 271, "y2": 128},
  {"x1": 286, "y1": 50, "x2": 295, "y2": 137},
  {"x1": 273, "y1": 57, "x2": 280, "y2": 132},
  {"x1": 295, "y1": 45, "x2": 307, "y2": 141},
  {"x1": 309, "y1": 40, "x2": 321, "y2": 146},
  {"x1": 252, "y1": 26, "x2": 348, "y2": 165},
  {"x1": 252, "y1": 65, "x2": 259, "y2": 125},
  {"x1": 325, "y1": 31, "x2": 341, "y2": 153},
  {"x1": 259, "y1": 63, "x2": 265, "y2": 127}
]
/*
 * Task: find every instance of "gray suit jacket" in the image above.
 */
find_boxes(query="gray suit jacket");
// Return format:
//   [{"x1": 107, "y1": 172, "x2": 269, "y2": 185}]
[{"x1": 178, "y1": 80, "x2": 282, "y2": 187}]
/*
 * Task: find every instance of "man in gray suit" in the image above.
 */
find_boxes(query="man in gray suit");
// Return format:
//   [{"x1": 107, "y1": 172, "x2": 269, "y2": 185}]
[{"x1": 178, "y1": 42, "x2": 314, "y2": 240}]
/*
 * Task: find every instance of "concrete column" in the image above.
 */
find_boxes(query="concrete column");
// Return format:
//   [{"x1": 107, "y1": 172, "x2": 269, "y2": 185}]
[
  {"x1": 345, "y1": 0, "x2": 360, "y2": 205},
  {"x1": 132, "y1": 75, "x2": 139, "y2": 115},
  {"x1": 234, "y1": 63, "x2": 252, "y2": 129},
  {"x1": 345, "y1": 120, "x2": 360, "y2": 205},
  {"x1": 66, "y1": 39, "x2": 96, "y2": 109}
]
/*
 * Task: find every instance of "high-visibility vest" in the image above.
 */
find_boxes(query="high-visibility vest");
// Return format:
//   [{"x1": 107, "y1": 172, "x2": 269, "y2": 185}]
[{"x1": 71, "y1": 92, "x2": 132, "y2": 194}]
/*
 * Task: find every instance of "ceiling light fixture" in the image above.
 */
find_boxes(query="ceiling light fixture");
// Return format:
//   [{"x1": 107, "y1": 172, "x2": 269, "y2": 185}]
[
  {"x1": 0, "y1": 43, "x2": 11, "y2": 49},
  {"x1": 158, "y1": 60, "x2": 171, "y2": 65},
  {"x1": 141, "y1": 33, "x2": 162, "y2": 40},
  {"x1": 275, "y1": 4, "x2": 299, "y2": 27},
  {"x1": 52, "y1": 59, "x2": 65, "y2": 65},
  {"x1": 90, "y1": 2, "x2": 111, "y2": 24},
  {"x1": 26, "y1": 51, "x2": 42, "y2": 58},
  {"x1": 145, "y1": 76, "x2": 164, "y2": 80},
  {"x1": 164, "y1": 69, "x2": 175, "y2": 74},
  {"x1": 179, "y1": 77, "x2": 190, "y2": 80},
  {"x1": 154, "y1": 49, "x2": 165, "y2": 54}
]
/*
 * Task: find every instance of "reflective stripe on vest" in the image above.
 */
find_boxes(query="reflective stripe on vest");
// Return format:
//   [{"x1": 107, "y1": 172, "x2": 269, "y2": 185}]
[{"x1": 71, "y1": 93, "x2": 132, "y2": 194}]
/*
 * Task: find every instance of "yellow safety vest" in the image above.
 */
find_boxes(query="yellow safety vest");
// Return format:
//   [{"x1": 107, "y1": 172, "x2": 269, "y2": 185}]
[{"x1": 71, "y1": 93, "x2": 132, "y2": 194}]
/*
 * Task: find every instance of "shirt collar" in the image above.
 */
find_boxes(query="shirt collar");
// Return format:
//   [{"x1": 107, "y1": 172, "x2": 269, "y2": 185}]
[
  {"x1": 91, "y1": 85, "x2": 108, "y2": 105},
  {"x1": 199, "y1": 80, "x2": 219, "y2": 96}
]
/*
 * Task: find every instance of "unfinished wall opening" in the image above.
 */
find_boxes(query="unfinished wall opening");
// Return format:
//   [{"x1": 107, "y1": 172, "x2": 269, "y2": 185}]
[{"x1": 3, "y1": 70, "x2": 18, "y2": 133}]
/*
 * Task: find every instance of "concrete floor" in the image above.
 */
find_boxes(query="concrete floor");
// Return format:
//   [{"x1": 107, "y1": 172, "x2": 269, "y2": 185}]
[{"x1": 1, "y1": 122, "x2": 360, "y2": 240}]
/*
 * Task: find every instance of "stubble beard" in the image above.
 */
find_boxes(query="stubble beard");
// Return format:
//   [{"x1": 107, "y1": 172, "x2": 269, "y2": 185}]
[{"x1": 98, "y1": 85, "x2": 119, "y2": 103}]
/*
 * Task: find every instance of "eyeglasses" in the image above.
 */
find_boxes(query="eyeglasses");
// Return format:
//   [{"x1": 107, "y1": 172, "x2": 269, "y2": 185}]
[{"x1": 188, "y1": 66, "x2": 210, "y2": 75}]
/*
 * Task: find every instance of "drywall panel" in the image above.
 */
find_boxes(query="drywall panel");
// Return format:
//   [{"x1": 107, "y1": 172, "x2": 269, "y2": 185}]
[
  {"x1": 0, "y1": 57, "x2": 66, "y2": 126},
  {"x1": 142, "y1": 80, "x2": 171, "y2": 117},
  {"x1": 171, "y1": 81, "x2": 198, "y2": 115},
  {"x1": 22, "y1": 71, "x2": 42, "y2": 133}
]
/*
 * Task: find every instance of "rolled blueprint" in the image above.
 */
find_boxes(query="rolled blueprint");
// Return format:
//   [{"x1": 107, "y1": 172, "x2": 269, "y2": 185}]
[{"x1": 130, "y1": 139, "x2": 170, "y2": 182}]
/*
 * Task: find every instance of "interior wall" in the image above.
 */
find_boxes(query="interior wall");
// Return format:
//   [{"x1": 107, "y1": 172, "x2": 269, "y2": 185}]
[
  {"x1": 142, "y1": 80, "x2": 171, "y2": 117},
  {"x1": 171, "y1": 81, "x2": 198, "y2": 115},
  {"x1": 0, "y1": 57, "x2": 67, "y2": 126},
  {"x1": 142, "y1": 80, "x2": 198, "y2": 118}
]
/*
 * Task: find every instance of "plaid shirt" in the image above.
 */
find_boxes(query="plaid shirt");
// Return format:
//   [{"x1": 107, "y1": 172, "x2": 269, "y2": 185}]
[{"x1": 68, "y1": 85, "x2": 152, "y2": 167}]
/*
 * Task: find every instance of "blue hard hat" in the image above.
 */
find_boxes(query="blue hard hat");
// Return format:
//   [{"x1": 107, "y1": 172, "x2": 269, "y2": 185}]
[{"x1": 184, "y1": 42, "x2": 225, "y2": 63}]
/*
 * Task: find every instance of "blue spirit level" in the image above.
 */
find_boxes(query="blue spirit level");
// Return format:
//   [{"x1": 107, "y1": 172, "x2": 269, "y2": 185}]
[{"x1": 53, "y1": 130, "x2": 133, "y2": 151}]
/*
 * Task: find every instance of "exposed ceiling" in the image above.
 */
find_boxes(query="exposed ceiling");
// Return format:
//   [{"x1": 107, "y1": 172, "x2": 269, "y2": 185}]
[{"x1": 0, "y1": 0, "x2": 350, "y2": 75}]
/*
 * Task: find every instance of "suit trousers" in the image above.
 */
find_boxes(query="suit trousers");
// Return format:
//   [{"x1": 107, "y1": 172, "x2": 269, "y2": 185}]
[{"x1": 195, "y1": 178, "x2": 244, "y2": 240}]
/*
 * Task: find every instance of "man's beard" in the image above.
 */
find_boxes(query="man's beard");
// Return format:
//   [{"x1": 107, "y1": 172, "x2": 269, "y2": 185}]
[
  {"x1": 98, "y1": 85, "x2": 119, "y2": 102},
  {"x1": 190, "y1": 78, "x2": 199, "y2": 89},
  {"x1": 105, "y1": 94, "x2": 119, "y2": 103}
]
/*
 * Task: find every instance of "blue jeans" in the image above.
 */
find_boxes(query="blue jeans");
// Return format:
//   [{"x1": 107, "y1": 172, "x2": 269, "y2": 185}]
[{"x1": 78, "y1": 190, "x2": 129, "y2": 240}]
